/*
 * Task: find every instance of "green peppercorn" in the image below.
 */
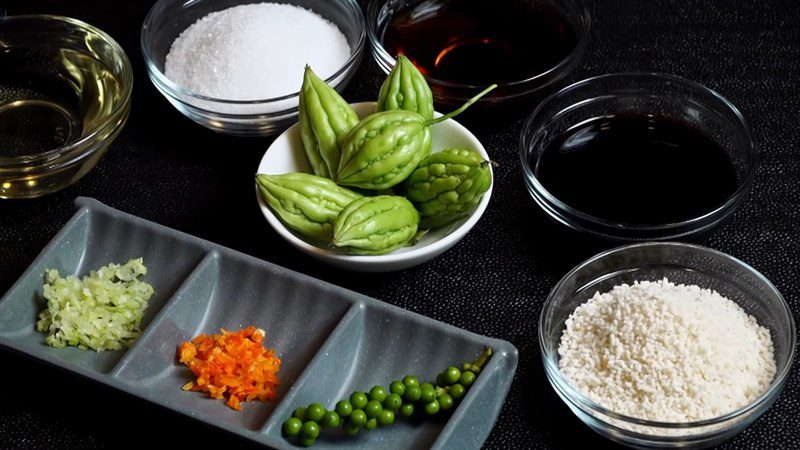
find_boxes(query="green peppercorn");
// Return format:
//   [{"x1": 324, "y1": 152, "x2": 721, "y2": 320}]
[
  {"x1": 350, "y1": 391, "x2": 368, "y2": 409},
  {"x1": 424, "y1": 400, "x2": 440, "y2": 415},
  {"x1": 280, "y1": 347, "x2": 495, "y2": 447},
  {"x1": 343, "y1": 420, "x2": 360, "y2": 436},
  {"x1": 282, "y1": 417, "x2": 303, "y2": 437},
  {"x1": 383, "y1": 393, "x2": 402, "y2": 411},
  {"x1": 438, "y1": 393, "x2": 454, "y2": 411},
  {"x1": 306, "y1": 403, "x2": 326, "y2": 422},
  {"x1": 443, "y1": 366, "x2": 461, "y2": 385},
  {"x1": 390, "y1": 380, "x2": 406, "y2": 396},
  {"x1": 301, "y1": 421, "x2": 320, "y2": 440},
  {"x1": 369, "y1": 385, "x2": 388, "y2": 402},
  {"x1": 350, "y1": 409, "x2": 367, "y2": 427},
  {"x1": 293, "y1": 406, "x2": 307, "y2": 421},
  {"x1": 448, "y1": 383, "x2": 466, "y2": 400},
  {"x1": 335, "y1": 400, "x2": 353, "y2": 417},
  {"x1": 403, "y1": 375, "x2": 419, "y2": 388},
  {"x1": 400, "y1": 403, "x2": 414, "y2": 417},
  {"x1": 460, "y1": 371, "x2": 476, "y2": 388},
  {"x1": 419, "y1": 383, "x2": 436, "y2": 403},
  {"x1": 321, "y1": 411, "x2": 341, "y2": 428},
  {"x1": 364, "y1": 400, "x2": 382, "y2": 419},
  {"x1": 404, "y1": 385, "x2": 422, "y2": 402},
  {"x1": 378, "y1": 409, "x2": 395, "y2": 427}
]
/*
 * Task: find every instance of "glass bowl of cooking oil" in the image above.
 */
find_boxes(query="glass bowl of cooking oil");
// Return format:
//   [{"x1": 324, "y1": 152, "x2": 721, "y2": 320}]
[{"x1": 0, "y1": 15, "x2": 132, "y2": 199}]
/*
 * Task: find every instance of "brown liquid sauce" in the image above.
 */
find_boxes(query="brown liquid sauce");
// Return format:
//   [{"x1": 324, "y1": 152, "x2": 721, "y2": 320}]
[
  {"x1": 534, "y1": 115, "x2": 739, "y2": 225},
  {"x1": 382, "y1": 0, "x2": 577, "y2": 85}
]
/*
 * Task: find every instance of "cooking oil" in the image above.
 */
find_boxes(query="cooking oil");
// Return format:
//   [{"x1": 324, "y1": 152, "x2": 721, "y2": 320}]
[{"x1": 0, "y1": 47, "x2": 124, "y2": 158}]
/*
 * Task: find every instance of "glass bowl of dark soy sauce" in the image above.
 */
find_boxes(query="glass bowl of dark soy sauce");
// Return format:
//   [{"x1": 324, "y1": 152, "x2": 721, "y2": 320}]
[
  {"x1": 520, "y1": 73, "x2": 757, "y2": 241},
  {"x1": 367, "y1": 0, "x2": 590, "y2": 112}
]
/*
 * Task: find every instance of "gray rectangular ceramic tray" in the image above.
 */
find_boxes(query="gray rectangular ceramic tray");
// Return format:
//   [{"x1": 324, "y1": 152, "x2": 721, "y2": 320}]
[{"x1": 0, "y1": 197, "x2": 518, "y2": 450}]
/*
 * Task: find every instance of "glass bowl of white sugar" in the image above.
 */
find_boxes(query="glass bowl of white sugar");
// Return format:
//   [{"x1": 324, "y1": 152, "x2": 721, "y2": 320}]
[
  {"x1": 540, "y1": 242, "x2": 795, "y2": 448},
  {"x1": 141, "y1": 0, "x2": 365, "y2": 136}
]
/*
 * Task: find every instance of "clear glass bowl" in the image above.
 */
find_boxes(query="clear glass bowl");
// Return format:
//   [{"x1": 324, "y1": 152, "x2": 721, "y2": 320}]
[
  {"x1": 367, "y1": 0, "x2": 590, "y2": 112},
  {"x1": 520, "y1": 73, "x2": 757, "y2": 240},
  {"x1": 540, "y1": 242, "x2": 796, "y2": 448},
  {"x1": 0, "y1": 15, "x2": 132, "y2": 199},
  {"x1": 141, "y1": 0, "x2": 365, "y2": 136}
]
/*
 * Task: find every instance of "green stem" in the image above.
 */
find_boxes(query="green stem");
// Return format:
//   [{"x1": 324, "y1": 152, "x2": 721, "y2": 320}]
[
  {"x1": 462, "y1": 346, "x2": 493, "y2": 374},
  {"x1": 473, "y1": 346, "x2": 493, "y2": 371},
  {"x1": 426, "y1": 84, "x2": 498, "y2": 126}
]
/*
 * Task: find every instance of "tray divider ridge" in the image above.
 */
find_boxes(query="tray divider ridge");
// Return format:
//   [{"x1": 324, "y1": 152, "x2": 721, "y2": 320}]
[
  {"x1": 108, "y1": 251, "x2": 220, "y2": 378},
  {"x1": 260, "y1": 301, "x2": 365, "y2": 435}
]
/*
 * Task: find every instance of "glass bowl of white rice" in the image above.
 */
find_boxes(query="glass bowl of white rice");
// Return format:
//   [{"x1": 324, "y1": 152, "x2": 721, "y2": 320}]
[
  {"x1": 540, "y1": 242, "x2": 795, "y2": 448},
  {"x1": 141, "y1": 0, "x2": 365, "y2": 135}
]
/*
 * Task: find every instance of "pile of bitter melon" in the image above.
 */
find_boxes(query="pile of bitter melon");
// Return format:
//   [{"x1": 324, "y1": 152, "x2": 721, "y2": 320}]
[{"x1": 256, "y1": 56, "x2": 495, "y2": 255}]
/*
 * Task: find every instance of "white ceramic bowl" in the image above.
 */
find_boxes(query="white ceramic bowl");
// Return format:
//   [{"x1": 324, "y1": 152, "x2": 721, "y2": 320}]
[{"x1": 256, "y1": 102, "x2": 493, "y2": 272}]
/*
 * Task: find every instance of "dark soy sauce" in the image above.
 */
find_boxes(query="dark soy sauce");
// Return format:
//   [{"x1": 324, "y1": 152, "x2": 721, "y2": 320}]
[
  {"x1": 534, "y1": 115, "x2": 738, "y2": 225},
  {"x1": 382, "y1": 0, "x2": 577, "y2": 85}
]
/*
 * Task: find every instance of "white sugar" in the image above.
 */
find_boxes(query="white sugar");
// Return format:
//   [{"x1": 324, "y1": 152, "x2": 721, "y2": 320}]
[{"x1": 164, "y1": 3, "x2": 351, "y2": 100}]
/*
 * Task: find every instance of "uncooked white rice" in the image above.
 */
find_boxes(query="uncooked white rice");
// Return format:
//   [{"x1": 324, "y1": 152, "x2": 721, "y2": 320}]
[{"x1": 558, "y1": 278, "x2": 776, "y2": 422}]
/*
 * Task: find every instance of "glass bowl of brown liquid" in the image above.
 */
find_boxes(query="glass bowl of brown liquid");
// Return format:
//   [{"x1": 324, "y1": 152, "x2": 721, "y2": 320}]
[
  {"x1": 0, "y1": 15, "x2": 132, "y2": 199},
  {"x1": 520, "y1": 73, "x2": 757, "y2": 241},
  {"x1": 367, "y1": 0, "x2": 591, "y2": 112}
]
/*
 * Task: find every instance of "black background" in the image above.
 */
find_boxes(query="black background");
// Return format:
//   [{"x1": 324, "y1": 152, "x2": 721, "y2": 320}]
[{"x1": 1, "y1": 0, "x2": 799, "y2": 448}]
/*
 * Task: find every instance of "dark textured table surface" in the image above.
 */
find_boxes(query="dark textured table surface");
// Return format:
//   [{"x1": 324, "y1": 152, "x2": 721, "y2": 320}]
[{"x1": 1, "y1": 0, "x2": 799, "y2": 448}]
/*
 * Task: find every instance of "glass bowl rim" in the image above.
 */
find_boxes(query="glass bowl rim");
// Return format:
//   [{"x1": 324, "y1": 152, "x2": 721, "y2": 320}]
[
  {"x1": 539, "y1": 241, "x2": 797, "y2": 430},
  {"x1": 519, "y1": 72, "x2": 758, "y2": 233},
  {"x1": 140, "y1": 0, "x2": 366, "y2": 106},
  {"x1": 0, "y1": 14, "x2": 133, "y2": 169},
  {"x1": 366, "y1": 0, "x2": 592, "y2": 91}
]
